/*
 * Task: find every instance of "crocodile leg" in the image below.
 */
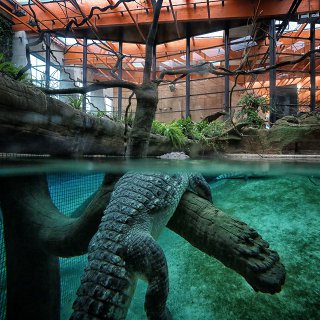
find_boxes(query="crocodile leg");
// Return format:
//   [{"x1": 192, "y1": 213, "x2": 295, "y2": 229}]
[
  {"x1": 188, "y1": 174, "x2": 213, "y2": 203},
  {"x1": 124, "y1": 232, "x2": 172, "y2": 320},
  {"x1": 71, "y1": 215, "x2": 137, "y2": 320}
]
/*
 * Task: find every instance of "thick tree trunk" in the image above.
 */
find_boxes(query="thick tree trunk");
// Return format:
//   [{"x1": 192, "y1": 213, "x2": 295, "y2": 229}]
[{"x1": 126, "y1": 83, "x2": 159, "y2": 158}]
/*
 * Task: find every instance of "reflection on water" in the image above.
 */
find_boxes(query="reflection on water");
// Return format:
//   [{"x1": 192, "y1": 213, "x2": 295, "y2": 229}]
[{"x1": 0, "y1": 157, "x2": 319, "y2": 320}]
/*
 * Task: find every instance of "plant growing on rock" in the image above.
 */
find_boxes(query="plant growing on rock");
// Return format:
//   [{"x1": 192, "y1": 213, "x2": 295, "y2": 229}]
[
  {"x1": 152, "y1": 118, "x2": 227, "y2": 147},
  {"x1": 174, "y1": 116, "x2": 194, "y2": 138},
  {"x1": 68, "y1": 95, "x2": 83, "y2": 110},
  {"x1": 0, "y1": 53, "x2": 28, "y2": 81},
  {"x1": 236, "y1": 93, "x2": 269, "y2": 128},
  {"x1": 152, "y1": 120, "x2": 187, "y2": 147}
]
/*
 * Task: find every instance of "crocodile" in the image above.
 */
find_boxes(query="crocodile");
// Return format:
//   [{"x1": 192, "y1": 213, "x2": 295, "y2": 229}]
[{"x1": 70, "y1": 172, "x2": 212, "y2": 320}]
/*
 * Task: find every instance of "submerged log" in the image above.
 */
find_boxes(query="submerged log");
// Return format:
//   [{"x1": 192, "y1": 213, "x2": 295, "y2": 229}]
[{"x1": 0, "y1": 174, "x2": 285, "y2": 318}]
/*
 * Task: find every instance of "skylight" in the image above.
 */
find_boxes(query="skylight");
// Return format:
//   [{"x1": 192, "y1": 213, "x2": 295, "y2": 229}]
[
  {"x1": 132, "y1": 62, "x2": 144, "y2": 68},
  {"x1": 58, "y1": 37, "x2": 78, "y2": 46},
  {"x1": 180, "y1": 52, "x2": 203, "y2": 61},
  {"x1": 162, "y1": 60, "x2": 183, "y2": 68},
  {"x1": 195, "y1": 30, "x2": 224, "y2": 38},
  {"x1": 202, "y1": 47, "x2": 225, "y2": 57},
  {"x1": 288, "y1": 41, "x2": 305, "y2": 52},
  {"x1": 230, "y1": 36, "x2": 257, "y2": 51}
]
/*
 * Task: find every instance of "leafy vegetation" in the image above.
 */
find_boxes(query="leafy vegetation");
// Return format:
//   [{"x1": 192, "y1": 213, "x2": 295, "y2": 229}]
[
  {"x1": 174, "y1": 116, "x2": 195, "y2": 138},
  {"x1": 0, "y1": 17, "x2": 13, "y2": 61},
  {"x1": 151, "y1": 120, "x2": 187, "y2": 147},
  {"x1": 0, "y1": 53, "x2": 28, "y2": 81},
  {"x1": 201, "y1": 120, "x2": 226, "y2": 139},
  {"x1": 68, "y1": 95, "x2": 84, "y2": 110},
  {"x1": 112, "y1": 112, "x2": 134, "y2": 127},
  {"x1": 151, "y1": 117, "x2": 227, "y2": 148},
  {"x1": 236, "y1": 93, "x2": 269, "y2": 128}
]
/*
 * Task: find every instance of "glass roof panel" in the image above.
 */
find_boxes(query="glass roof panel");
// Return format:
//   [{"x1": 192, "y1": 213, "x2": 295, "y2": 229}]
[
  {"x1": 230, "y1": 36, "x2": 257, "y2": 51},
  {"x1": 202, "y1": 47, "x2": 224, "y2": 57},
  {"x1": 195, "y1": 31, "x2": 224, "y2": 38}
]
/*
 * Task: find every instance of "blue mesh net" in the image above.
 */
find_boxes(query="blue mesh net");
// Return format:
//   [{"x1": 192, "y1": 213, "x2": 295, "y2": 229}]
[{"x1": 0, "y1": 172, "x2": 105, "y2": 320}]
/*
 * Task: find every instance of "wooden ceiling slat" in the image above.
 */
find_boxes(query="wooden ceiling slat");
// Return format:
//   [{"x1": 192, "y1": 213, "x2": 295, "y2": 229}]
[{"x1": 8, "y1": 0, "x2": 320, "y2": 34}]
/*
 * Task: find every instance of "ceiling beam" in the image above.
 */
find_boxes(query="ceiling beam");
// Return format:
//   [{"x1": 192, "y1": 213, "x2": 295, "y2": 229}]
[
  {"x1": 122, "y1": 2, "x2": 146, "y2": 42},
  {"x1": 168, "y1": 0, "x2": 180, "y2": 37},
  {"x1": 9, "y1": 0, "x2": 320, "y2": 33}
]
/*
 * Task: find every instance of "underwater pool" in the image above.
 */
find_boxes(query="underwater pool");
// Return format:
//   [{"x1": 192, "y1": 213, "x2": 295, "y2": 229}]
[{"x1": 0, "y1": 157, "x2": 319, "y2": 320}]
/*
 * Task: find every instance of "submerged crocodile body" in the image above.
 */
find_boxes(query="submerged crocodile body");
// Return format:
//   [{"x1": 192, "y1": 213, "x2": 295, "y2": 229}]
[{"x1": 71, "y1": 172, "x2": 212, "y2": 320}]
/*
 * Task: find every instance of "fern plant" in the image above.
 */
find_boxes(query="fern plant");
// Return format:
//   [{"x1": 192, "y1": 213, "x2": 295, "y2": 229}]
[
  {"x1": 152, "y1": 120, "x2": 187, "y2": 147},
  {"x1": 68, "y1": 95, "x2": 83, "y2": 110},
  {"x1": 0, "y1": 53, "x2": 28, "y2": 81},
  {"x1": 201, "y1": 120, "x2": 226, "y2": 138},
  {"x1": 173, "y1": 116, "x2": 194, "y2": 138}
]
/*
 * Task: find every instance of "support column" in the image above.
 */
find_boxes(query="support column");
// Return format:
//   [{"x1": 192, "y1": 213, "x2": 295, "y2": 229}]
[
  {"x1": 269, "y1": 19, "x2": 277, "y2": 124},
  {"x1": 186, "y1": 24, "x2": 191, "y2": 118},
  {"x1": 82, "y1": 36, "x2": 87, "y2": 112},
  {"x1": 11, "y1": 31, "x2": 28, "y2": 68},
  {"x1": 310, "y1": 21, "x2": 316, "y2": 112},
  {"x1": 117, "y1": 38, "x2": 123, "y2": 118},
  {"x1": 45, "y1": 33, "x2": 51, "y2": 90},
  {"x1": 224, "y1": 27, "x2": 230, "y2": 116}
]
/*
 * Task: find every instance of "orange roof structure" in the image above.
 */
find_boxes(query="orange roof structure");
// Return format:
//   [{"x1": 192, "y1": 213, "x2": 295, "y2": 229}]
[{"x1": 1, "y1": 0, "x2": 320, "y2": 108}]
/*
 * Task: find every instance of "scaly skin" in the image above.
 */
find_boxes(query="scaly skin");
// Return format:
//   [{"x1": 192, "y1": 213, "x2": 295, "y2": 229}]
[{"x1": 71, "y1": 172, "x2": 212, "y2": 320}]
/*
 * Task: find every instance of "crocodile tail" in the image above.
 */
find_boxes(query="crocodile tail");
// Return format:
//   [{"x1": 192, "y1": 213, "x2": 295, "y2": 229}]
[{"x1": 70, "y1": 217, "x2": 136, "y2": 320}]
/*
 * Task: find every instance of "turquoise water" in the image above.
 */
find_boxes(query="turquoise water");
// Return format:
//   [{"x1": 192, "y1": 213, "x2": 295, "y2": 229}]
[{"x1": 0, "y1": 158, "x2": 319, "y2": 320}]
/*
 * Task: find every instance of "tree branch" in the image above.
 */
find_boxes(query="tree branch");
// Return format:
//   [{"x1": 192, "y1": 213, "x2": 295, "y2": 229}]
[
  {"x1": 157, "y1": 48, "x2": 320, "y2": 83},
  {"x1": 65, "y1": 0, "x2": 136, "y2": 33},
  {"x1": 41, "y1": 79, "x2": 138, "y2": 95},
  {"x1": 143, "y1": 0, "x2": 163, "y2": 83}
]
